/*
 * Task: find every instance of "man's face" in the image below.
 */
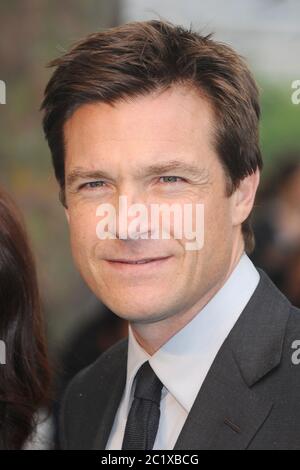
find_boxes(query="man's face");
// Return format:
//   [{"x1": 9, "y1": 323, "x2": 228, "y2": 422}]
[{"x1": 64, "y1": 86, "x2": 246, "y2": 324}]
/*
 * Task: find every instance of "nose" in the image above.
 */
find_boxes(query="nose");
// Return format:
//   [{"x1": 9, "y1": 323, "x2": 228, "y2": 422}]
[{"x1": 115, "y1": 187, "x2": 151, "y2": 241}]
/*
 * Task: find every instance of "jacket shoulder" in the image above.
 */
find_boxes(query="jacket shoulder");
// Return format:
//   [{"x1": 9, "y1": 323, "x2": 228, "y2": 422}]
[
  {"x1": 59, "y1": 337, "x2": 128, "y2": 449},
  {"x1": 284, "y1": 304, "x2": 300, "y2": 349},
  {"x1": 65, "y1": 336, "x2": 128, "y2": 395}
]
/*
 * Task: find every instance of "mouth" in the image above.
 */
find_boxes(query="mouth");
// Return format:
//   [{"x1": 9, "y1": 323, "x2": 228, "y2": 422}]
[
  {"x1": 107, "y1": 256, "x2": 170, "y2": 264},
  {"x1": 104, "y1": 255, "x2": 173, "y2": 272}
]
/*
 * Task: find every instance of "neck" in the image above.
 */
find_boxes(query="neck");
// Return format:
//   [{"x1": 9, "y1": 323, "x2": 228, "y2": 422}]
[{"x1": 130, "y1": 242, "x2": 245, "y2": 355}]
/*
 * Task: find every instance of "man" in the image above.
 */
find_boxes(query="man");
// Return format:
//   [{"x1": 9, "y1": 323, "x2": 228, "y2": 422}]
[{"x1": 41, "y1": 20, "x2": 300, "y2": 450}]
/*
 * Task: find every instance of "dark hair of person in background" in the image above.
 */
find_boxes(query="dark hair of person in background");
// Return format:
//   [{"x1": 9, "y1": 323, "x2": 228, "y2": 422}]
[
  {"x1": 41, "y1": 19, "x2": 263, "y2": 254},
  {"x1": 255, "y1": 153, "x2": 300, "y2": 204},
  {"x1": 250, "y1": 152, "x2": 300, "y2": 296},
  {"x1": 0, "y1": 188, "x2": 51, "y2": 450}
]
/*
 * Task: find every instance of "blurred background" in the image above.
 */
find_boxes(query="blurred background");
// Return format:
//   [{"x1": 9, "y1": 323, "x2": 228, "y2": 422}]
[{"x1": 0, "y1": 0, "x2": 300, "y2": 448}]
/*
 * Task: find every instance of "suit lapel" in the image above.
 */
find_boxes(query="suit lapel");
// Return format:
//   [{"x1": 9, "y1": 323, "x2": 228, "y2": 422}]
[
  {"x1": 174, "y1": 268, "x2": 291, "y2": 450},
  {"x1": 173, "y1": 343, "x2": 273, "y2": 449},
  {"x1": 92, "y1": 340, "x2": 128, "y2": 450}
]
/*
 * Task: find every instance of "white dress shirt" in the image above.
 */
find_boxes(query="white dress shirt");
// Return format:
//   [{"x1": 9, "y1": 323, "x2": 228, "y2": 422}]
[{"x1": 106, "y1": 252, "x2": 260, "y2": 450}]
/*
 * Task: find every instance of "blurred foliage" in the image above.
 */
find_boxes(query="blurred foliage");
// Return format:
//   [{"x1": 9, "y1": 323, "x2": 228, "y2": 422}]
[{"x1": 259, "y1": 78, "x2": 300, "y2": 177}]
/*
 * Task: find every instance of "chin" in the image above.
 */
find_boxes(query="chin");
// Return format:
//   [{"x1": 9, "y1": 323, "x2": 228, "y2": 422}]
[{"x1": 106, "y1": 301, "x2": 170, "y2": 323}]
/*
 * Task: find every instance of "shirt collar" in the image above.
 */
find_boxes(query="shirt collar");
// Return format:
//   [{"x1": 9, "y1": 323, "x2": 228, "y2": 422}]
[{"x1": 124, "y1": 252, "x2": 260, "y2": 413}]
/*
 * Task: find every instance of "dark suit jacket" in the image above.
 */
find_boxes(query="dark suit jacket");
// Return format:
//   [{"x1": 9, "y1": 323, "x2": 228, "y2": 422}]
[{"x1": 60, "y1": 268, "x2": 300, "y2": 450}]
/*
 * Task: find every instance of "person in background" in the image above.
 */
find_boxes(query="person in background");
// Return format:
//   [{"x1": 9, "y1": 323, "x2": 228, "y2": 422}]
[
  {"x1": 0, "y1": 187, "x2": 51, "y2": 450},
  {"x1": 251, "y1": 155, "x2": 300, "y2": 295}
]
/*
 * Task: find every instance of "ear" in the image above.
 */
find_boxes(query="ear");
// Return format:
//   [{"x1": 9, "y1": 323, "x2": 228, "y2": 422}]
[{"x1": 231, "y1": 169, "x2": 260, "y2": 226}]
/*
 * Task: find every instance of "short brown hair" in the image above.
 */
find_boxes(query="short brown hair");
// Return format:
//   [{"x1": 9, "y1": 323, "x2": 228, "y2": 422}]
[{"x1": 41, "y1": 19, "x2": 263, "y2": 253}]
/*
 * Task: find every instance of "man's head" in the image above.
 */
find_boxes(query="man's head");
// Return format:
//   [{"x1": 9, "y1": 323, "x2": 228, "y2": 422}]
[{"x1": 41, "y1": 20, "x2": 262, "y2": 325}]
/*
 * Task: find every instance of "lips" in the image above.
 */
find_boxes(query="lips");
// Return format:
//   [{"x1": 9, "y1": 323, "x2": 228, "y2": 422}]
[
  {"x1": 104, "y1": 255, "x2": 173, "y2": 275},
  {"x1": 107, "y1": 256, "x2": 170, "y2": 264}
]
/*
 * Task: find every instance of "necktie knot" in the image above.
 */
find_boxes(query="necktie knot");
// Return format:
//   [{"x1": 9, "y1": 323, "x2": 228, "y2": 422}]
[{"x1": 134, "y1": 361, "x2": 163, "y2": 405}]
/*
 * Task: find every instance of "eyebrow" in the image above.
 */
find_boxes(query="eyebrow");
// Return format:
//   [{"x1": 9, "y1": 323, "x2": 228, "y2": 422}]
[
  {"x1": 66, "y1": 168, "x2": 114, "y2": 188},
  {"x1": 135, "y1": 161, "x2": 209, "y2": 179},
  {"x1": 66, "y1": 160, "x2": 210, "y2": 188}
]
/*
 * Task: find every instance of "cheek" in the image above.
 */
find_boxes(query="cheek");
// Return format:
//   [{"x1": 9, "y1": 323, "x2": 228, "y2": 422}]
[
  {"x1": 204, "y1": 196, "x2": 233, "y2": 247},
  {"x1": 68, "y1": 206, "x2": 98, "y2": 256}
]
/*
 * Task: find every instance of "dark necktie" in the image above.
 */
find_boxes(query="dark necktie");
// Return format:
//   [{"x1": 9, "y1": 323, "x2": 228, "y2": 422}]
[{"x1": 121, "y1": 361, "x2": 163, "y2": 450}]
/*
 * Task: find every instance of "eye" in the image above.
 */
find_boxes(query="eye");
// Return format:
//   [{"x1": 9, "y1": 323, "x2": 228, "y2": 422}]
[
  {"x1": 79, "y1": 181, "x2": 106, "y2": 190},
  {"x1": 159, "y1": 176, "x2": 185, "y2": 184}
]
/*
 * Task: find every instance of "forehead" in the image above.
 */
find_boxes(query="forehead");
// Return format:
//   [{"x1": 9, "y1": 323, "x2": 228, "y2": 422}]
[{"x1": 63, "y1": 85, "x2": 216, "y2": 168}]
